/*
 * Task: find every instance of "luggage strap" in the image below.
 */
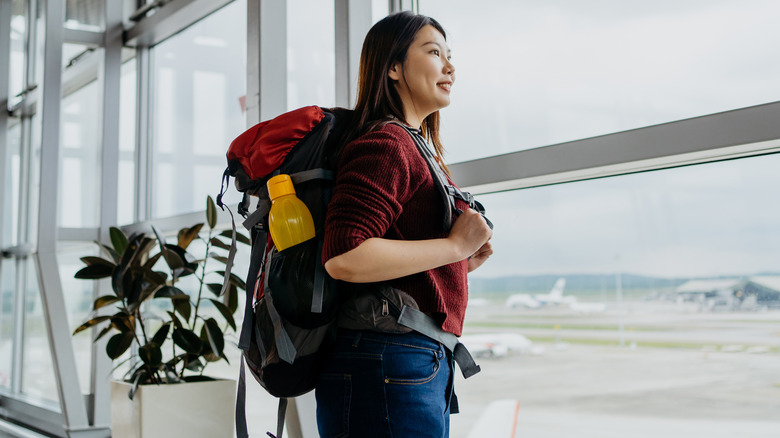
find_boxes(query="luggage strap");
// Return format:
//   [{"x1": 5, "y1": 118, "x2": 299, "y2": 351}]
[
  {"x1": 396, "y1": 305, "x2": 481, "y2": 379},
  {"x1": 235, "y1": 355, "x2": 287, "y2": 438}
]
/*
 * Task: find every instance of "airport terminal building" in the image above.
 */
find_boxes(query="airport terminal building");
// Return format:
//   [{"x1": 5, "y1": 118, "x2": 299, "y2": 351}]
[{"x1": 1, "y1": 1, "x2": 780, "y2": 437}]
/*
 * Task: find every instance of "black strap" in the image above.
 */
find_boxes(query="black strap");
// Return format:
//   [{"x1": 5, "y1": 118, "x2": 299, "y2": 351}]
[
  {"x1": 235, "y1": 355, "x2": 249, "y2": 438},
  {"x1": 396, "y1": 306, "x2": 481, "y2": 378},
  {"x1": 271, "y1": 398, "x2": 288, "y2": 438},
  {"x1": 263, "y1": 253, "x2": 297, "y2": 364}
]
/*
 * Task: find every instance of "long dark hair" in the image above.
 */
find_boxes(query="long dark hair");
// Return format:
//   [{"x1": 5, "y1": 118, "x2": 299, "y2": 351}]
[{"x1": 348, "y1": 11, "x2": 449, "y2": 167}]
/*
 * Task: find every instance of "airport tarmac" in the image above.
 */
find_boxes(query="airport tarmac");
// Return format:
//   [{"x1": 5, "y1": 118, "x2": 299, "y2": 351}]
[
  {"x1": 449, "y1": 302, "x2": 780, "y2": 437},
  {"x1": 450, "y1": 343, "x2": 780, "y2": 437}
]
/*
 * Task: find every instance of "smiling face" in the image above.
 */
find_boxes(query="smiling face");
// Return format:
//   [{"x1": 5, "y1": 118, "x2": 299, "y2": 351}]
[{"x1": 388, "y1": 25, "x2": 455, "y2": 128}]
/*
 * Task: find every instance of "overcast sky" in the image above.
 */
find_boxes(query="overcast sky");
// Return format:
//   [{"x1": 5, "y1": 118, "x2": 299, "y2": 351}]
[{"x1": 417, "y1": 0, "x2": 780, "y2": 279}]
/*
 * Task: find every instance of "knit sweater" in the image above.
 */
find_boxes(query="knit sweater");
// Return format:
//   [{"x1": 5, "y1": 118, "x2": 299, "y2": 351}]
[{"x1": 322, "y1": 122, "x2": 470, "y2": 337}]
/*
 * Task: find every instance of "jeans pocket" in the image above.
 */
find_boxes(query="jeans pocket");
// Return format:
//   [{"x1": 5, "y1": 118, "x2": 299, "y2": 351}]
[
  {"x1": 384, "y1": 344, "x2": 444, "y2": 386},
  {"x1": 315, "y1": 374, "x2": 352, "y2": 438}
]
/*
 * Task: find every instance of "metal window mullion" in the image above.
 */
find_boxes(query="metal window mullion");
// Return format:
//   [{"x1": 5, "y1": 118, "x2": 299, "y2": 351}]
[
  {"x1": 136, "y1": 45, "x2": 151, "y2": 221},
  {"x1": 124, "y1": 0, "x2": 234, "y2": 48},
  {"x1": 85, "y1": 0, "x2": 125, "y2": 429},
  {"x1": 0, "y1": 0, "x2": 11, "y2": 247},
  {"x1": 35, "y1": 0, "x2": 90, "y2": 433},
  {"x1": 335, "y1": 0, "x2": 372, "y2": 108},
  {"x1": 450, "y1": 101, "x2": 780, "y2": 195},
  {"x1": 248, "y1": 0, "x2": 286, "y2": 125},
  {"x1": 389, "y1": 0, "x2": 417, "y2": 13}
]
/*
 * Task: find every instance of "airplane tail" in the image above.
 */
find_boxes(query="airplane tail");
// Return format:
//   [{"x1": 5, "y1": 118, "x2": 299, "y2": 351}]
[{"x1": 549, "y1": 278, "x2": 566, "y2": 299}]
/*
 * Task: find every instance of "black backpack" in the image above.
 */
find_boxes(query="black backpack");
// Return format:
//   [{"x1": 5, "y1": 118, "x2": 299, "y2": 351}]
[{"x1": 217, "y1": 107, "x2": 488, "y2": 438}]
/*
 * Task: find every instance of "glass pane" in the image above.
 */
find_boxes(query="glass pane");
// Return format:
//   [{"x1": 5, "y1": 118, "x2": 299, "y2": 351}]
[
  {"x1": 151, "y1": 0, "x2": 247, "y2": 218},
  {"x1": 0, "y1": 259, "x2": 16, "y2": 389},
  {"x1": 62, "y1": 43, "x2": 91, "y2": 69},
  {"x1": 3, "y1": 122, "x2": 21, "y2": 246},
  {"x1": 58, "y1": 242, "x2": 98, "y2": 395},
  {"x1": 27, "y1": 113, "x2": 41, "y2": 246},
  {"x1": 455, "y1": 153, "x2": 780, "y2": 437},
  {"x1": 65, "y1": 0, "x2": 103, "y2": 31},
  {"x1": 118, "y1": 58, "x2": 137, "y2": 225},
  {"x1": 59, "y1": 80, "x2": 100, "y2": 228},
  {"x1": 372, "y1": 0, "x2": 388, "y2": 23},
  {"x1": 287, "y1": 0, "x2": 335, "y2": 110},
  {"x1": 419, "y1": 0, "x2": 780, "y2": 164},
  {"x1": 9, "y1": 0, "x2": 26, "y2": 106},
  {"x1": 21, "y1": 258, "x2": 59, "y2": 405}
]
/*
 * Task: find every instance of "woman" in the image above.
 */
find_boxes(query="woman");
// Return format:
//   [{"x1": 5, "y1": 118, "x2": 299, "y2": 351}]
[{"x1": 316, "y1": 11, "x2": 493, "y2": 437}]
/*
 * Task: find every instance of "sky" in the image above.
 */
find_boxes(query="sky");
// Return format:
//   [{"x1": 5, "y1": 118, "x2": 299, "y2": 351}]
[{"x1": 416, "y1": 0, "x2": 780, "y2": 279}]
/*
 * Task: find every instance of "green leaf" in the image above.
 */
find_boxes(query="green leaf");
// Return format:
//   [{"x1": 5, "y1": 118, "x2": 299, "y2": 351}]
[
  {"x1": 106, "y1": 332, "x2": 134, "y2": 359},
  {"x1": 185, "y1": 357, "x2": 205, "y2": 372},
  {"x1": 206, "y1": 196, "x2": 218, "y2": 229},
  {"x1": 217, "y1": 271, "x2": 246, "y2": 290},
  {"x1": 209, "y1": 253, "x2": 229, "y2": 265},
  {"x1": 172, "y1": 328, "x2": 202, "y2": 354},
  {"x1": 143, "y1": 252, "x2": 163, "y2": 270},
  {"x1": 110, "y1": 227, "x2": 129, "y2": 255},
  {"x1": 226, "y1": 283, "x2": 238, "y2": 313},
  {"x1": 96, "y1": 241, "x2": 120, "y2": 263},
  {"x1": 209, "y1": 237, "x2": 231, "y2": 251},
  {"x1": 139, "y1": 343, "x2": 163, "y2": 367},
  {"x1": 206, "y1": 283, "x2": 223, "y2": 296},
  {"x1": 73, "y1": 315, "x2": 112, "y2": 335},
  {"x1": 94, "y1": 324, "x2": 114, "y2": 342},
  {"x1": 93, "y1": 295, "x2": 121, "y2": 310},
  {"x1": 75, "y1": 264, "x2": 114, "y2": 279},
  {"x1": 209, "y1": 299, "x2": 236, "y2": 331},
  {"x1": 200, "y1": 318, "x2": 224, "y2": 360},
  {"x1": 80, "y1": 256, "x2": 116, "y2": 268},
  {"x1": 177, "y1": 223, "x2": 204, "y2": 250},
  {"x1": 154, "y1": 286, "x2": 188, "y2": 300},
  {"x1": 110, "y1": 312, "x2": 135, "y2": 333},
  {"x1": 220, "y1": 229, "x2": 251, "y2": 245},
  {"x1": 173, "y1": 298, "x2": 192, "y2": 322},
  {"x1": 167, "y1": 311, "x2": 183, "y2": 329},
  {"x1": 152, "y1": 227, "x2": 183, "y2": 270},
  {"x1": 151, "y1": 323, "x2": 171, "y2": 346}
]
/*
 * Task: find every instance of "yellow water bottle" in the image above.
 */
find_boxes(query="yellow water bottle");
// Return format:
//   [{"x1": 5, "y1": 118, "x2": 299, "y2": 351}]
[{"x1": 267, "y1": 174, "x2": 316, "y2": 251}]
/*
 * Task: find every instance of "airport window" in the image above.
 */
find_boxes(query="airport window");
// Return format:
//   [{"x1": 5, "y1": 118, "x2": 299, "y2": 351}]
[
  {"x1": 455, "y1": 153, "x2": 780, "y2": 436},
  {"x1": 287, "y1": 0, "x2": 336, "y2": 110},
  {"x1": 0, "y1": 260, "x2": 15, "y2": 390},
  {"x1": 65, "y1": 0, "x2": 103, "y2": 32},
  {"x1": 59, "y1": 79, "x2": 100, "y2": 228},
  {"x1": 8, "y1": 0, "x2": 26, "y2": 106},
  {"x1": 20, "y1": 258, "x2": 59, "y2": 404},
  {"x1": 150, "y1": 0, "x2": 247, "y2": 219},
  {"x1": 3, "y1": 123, "x2": 21, "y2": 246},
  {"x1": 57, "y1": 242, "x2": 99, "y2": 395},
  {"x1": 118, "y1": 57, "x2": 137, "y2": 225},
  {"x1": 419, "y1": 0, "x2": 780, "y2": 164}
]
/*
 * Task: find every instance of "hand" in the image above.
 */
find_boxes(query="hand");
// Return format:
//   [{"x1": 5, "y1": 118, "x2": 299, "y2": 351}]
[
  {"x1": 467, "y1": 240, "x2": 493, "y2": 272},
  {"x1": 448, "y1": 208, "x2": 493, "y2": 260}
]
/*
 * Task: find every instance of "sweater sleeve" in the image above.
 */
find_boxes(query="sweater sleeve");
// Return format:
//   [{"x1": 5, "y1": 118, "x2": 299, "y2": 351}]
[{"x1": 322, "y1": 124, "x2": 419, "y2": 262}]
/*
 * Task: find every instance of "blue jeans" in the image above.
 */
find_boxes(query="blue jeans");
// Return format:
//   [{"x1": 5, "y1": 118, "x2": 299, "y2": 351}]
[{"x1": 315, "y1": 329, "x2": 454, "y2": 438}]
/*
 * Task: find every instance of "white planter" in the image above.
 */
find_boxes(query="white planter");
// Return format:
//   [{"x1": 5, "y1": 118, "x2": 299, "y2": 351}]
[{"x1": 110, "y1": 379, "x2": 236, "y2": 438}]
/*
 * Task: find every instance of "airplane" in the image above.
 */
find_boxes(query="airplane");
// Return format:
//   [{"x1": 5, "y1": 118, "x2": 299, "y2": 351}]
[
  {"x1": 459, "y1": 333, "x2": 537, "y2": 358},
  {"x1": 506, "y1": 278, "x2": 573, "y2": 308}
]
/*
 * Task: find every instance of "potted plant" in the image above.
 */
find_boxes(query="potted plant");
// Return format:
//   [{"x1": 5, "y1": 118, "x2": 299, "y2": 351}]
[{"x1": 72, "y1": 196, "x2": 249, "y2": 438}]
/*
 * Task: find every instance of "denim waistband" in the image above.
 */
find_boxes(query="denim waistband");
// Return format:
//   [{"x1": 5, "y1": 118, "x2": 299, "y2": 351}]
[{"x1": 337, "y1": 328, "x2": 442, "y2": 350}]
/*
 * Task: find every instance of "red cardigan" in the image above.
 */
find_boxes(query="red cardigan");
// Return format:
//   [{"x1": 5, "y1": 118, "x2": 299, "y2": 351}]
[{"x1": 322, "y1": 123, "x2": 470, "y2": 336}]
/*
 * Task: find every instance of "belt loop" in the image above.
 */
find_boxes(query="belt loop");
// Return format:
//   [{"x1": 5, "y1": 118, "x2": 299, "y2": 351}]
[{"x1": 351, "y1": 331, "x2": 362, "y2": 348}]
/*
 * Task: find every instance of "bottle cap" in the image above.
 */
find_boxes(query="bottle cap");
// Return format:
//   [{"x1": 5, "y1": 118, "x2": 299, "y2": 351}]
[{"x1": 267, "y1": 174, "x2": 296, "y2": 200}]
